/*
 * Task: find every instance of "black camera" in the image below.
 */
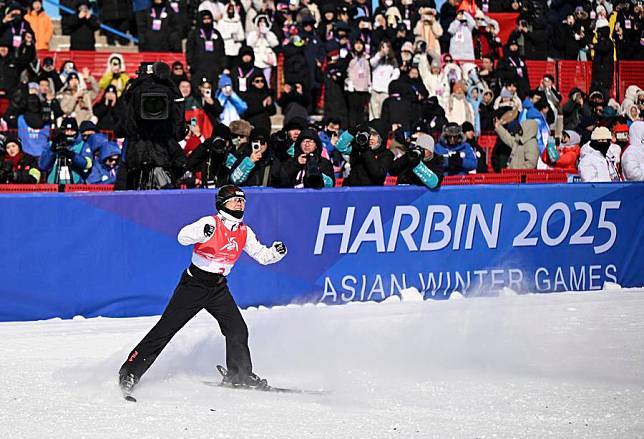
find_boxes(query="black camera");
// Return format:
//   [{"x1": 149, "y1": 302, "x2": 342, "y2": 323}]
[
  {"x1": 304, "y1": 153, "x2": 324, "y2": 188},
  {"x1": 251, "y1": 141, "x2": 261, "y2": 152},
  {"x1": 207, "y1": 136, "x2": 228, "y2": 154},
  {"x1": 52, "y1": 131, "x2": 77, "y2": 153}
]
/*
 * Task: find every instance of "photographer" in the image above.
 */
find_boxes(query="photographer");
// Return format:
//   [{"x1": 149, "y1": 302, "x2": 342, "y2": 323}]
[
  {"x1": 187, "y1": 123, "x2": 235, "y2": 188},
  {"x1": 434, "y1": 123, "x2": 478, "y2": 176},
  {"x1": 390, "y1": 132, "x2": 443, "y2": 189},
  {"x1": 38, "y1": 117, "x2": 92, "y2": 184},
  {"x1": 281, "y1": 129, "x2": 334, "y2": 189},
  {"x1": 0, "y1": 135, "x2": 40, "y2": 184},
  {"x1": 230, "y1": 128, "x2": 284, "y2": 187},
  {"x1": 336, "y1": 120, "x2": 394, "y2": 186},
  {"x1": 186, "y1": 11, "x2": 225, "y2": 87}
]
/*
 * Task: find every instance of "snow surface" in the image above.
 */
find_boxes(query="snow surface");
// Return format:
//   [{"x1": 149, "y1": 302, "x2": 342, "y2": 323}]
[{"x1": 1, "y1": 289, "x2": 644, "y2": 439}]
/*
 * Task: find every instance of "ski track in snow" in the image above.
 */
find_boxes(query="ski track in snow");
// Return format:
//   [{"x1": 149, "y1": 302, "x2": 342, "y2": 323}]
[{"x1": 1, "y1": 289, "x2": 644, "y2": 438}]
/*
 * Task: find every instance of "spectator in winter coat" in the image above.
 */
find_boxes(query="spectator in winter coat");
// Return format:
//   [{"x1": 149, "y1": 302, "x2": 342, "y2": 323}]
[
  {"x1": 0, "y1": 136, "x2": 41, "y2": 183},
  {"x1": 345, "y1": 38, "x2": 371, "y2": 128},
  {"x1": 24, "y1": 0, "x2": 53, "y2": 51},
  {"x1": 434, "y1": 122, "x2": 478, "y2": 176},
  {"x1": 139, "y1": 0, "x2": 181, "y2": 52},
  {"x1": 548, "y1": 129, "x2": 581, "y2": 173},
  {"x1": 466, "y1": 85, "x2": 484, "y2": 135},
  {"x1": 342, "y1": 119, "x2": 395, "y2": 187},
  {"x1": 494, "y1": 118, "x2": 540, "y2": 169},
  {"x1": 186, "y1": 10, "x2": 225, "y2": 87},
  {"x1": 323, "y1": 49, "x2": 349, "y2": 129},
  {"x1": 414, "y1": 8, "x2": 442, "y2": 61},
  {"x1": 0, "y1": 37, "x2": 32, "y2": 94},
  {"x1": 240, "y1": 73, "x2": 275, "y2": 135},
  {"x1": 0, "y1": 3, "x2": 33, "y2": 51},
  {"x1": 16, "y1": 93, "x2": 51, "y2": 157},
  {"x1": 563, "y1": 87, "x2": 591, "y2": 131},
  {"x1": 446, "y1": 81, "x2": 475, "y2": 127},
  {"x1": 621, "y1": 85, "x2": 644, "y2": 124},
  {"x1": 86, "y1": 140, "x2": 121, "y2": 184},
  {"x1": 523, "y1": 98, "x2": 551, "y2": 157},
  {"x1": 66, "y1": 0, "x2": 100, "y2": 51},
  {"x1": 591, "y1": 20, "x2": 615, "y2": 100},
  {"x1": 98, "y1": 54, "x2": 130, "y2": 97},
  {"x1": 381, "y1": 78, "x2": 415, "y2": 133},
  {"x1": 281, "y1": 128, "x2": 335, "y2": 189},
  {"x1": 282, "y1": 36, "x2": 311, "y2": 97},
  {"x1": 622, "y1": 121, "x2": 644, "y2": 181},
  {"x1": 479, "y1": 89, "x2": 496, "y2": 132},
  {"x1": 93, "y1": 84, "x2": 124, "y2": 135},
  {"x1": 369, "y1": 40, "x2": 400, "y2": 119},
  {"x1": 462, "y1": 121, "x2": 487, "y2": 173},
  {"x1": 494, "y1": 83, "x2": 523, "y2": 113},
  {"x1": 246, "y1": 14, "x2": 279, "y2": 85},
  {"x1": 448, "y1": 10, "x2": 476, "y2": 60},
  {"x1": 229, "y1": 129, "x2": 284, "y2": 187},
  {"x1": 37, "y1": 76, "x2": 64, "y2": 124},
  {"x1": 231, "y1": 46, "x2": 259, "y2": 94},
  {"x1": 39, "y1": 117, "x2": 92, "y2": 184},
  {"x1": 579, "y1": 126, "x2": 622, "y2": 182},
  {"x1": 58, "y1": 70, "x2": 99, "y2": 125},
  {"x1": 217, "y1": 2, "x2": 245, "y2": 68},
  {"x1": 498, "y1": 39, "x2": 530, "y2": 100},
  {"x1": 277, "y1": 82, "x2": 309, "y2": 127},
  {"x1": 438, "y1": 0, "x2": 459, "y2": 53},
  {"x1": 418, "y1": 56, "x2": 449, "y2": 110},
  {"x1": 98, "y1": 0, "x2": 132, "y2": 46},
  {"x1": 216, "y1": 74, "x2": 247, "y2": 127}
]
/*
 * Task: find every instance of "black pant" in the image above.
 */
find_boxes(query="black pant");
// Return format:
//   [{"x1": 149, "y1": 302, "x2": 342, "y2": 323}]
[{"x1": 120, "y1": 264, "x2": 251, "y2": 380}]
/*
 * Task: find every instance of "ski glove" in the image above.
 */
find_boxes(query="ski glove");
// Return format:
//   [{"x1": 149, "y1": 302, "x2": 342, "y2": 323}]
[
  {"x1": 273, "y1": 241, "x2": 287, "y2": 255},
  {"x1": 204, "y1": 223, "x2": 215, "y2": 238}
]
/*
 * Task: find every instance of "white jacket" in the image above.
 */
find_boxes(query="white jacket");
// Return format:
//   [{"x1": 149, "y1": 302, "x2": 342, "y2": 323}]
[
  {"x1": 448, "y1": 12, "x2": 476, "y2": 60},
  {"x1": 178, "y1": 213, "x2": 285, "y2": 275},
  {"x1": 622, "y1": 121, "x2": 644, "y2": 181},
  {"x1": 246, "y1": 30, "x2": 279, "y2": 68},
  {"x1": 579, "y1": 142, "x2": 622, "y2": 182},
  {"x1": 217, "y1": 15, "x2": 245, "y2": 56},
  {"x1": 369, "y1": 53, "x2": 400, "y2": 93}
]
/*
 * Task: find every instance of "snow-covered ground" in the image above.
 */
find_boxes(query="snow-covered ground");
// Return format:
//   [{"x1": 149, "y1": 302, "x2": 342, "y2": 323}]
[{"x1": 1, "y1": 289, "x2": 644, "y2": 439}]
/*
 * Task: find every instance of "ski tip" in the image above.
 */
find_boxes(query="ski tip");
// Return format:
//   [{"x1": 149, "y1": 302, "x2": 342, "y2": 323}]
[{"x1": 124, "y1": 395, "x2": 137, "y2": 403}]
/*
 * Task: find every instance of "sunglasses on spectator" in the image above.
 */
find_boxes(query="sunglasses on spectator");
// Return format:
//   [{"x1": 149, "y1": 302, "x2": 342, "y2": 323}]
[
  {"x1": 111, "y1": 62, "x2": 120, "y2": 67},
  {"x1": 252, "y1": 78, "x2": 265, "y2": 83}
]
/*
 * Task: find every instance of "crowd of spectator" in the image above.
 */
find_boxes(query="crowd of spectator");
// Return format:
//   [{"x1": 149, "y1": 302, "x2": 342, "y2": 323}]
[{"x1": 0, "y1": 0, "x2": 643, "y2": 189}]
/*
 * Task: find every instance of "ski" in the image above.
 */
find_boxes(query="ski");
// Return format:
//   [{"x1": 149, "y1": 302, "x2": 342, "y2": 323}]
[
  {"x1": 209, "y1": 365, "x2": 328, "y2": 395},
  {"x1": 123, "y1": 395, "x2": 137, "y2": 403}
]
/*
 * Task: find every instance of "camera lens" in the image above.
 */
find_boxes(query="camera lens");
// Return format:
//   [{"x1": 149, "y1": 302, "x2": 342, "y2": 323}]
[
  {"x1": 140, "y1": 93, "x2": 169, "y2": 120},
  {"x1": 355, "y1": 132, "x2": 369, "y2": 146}
]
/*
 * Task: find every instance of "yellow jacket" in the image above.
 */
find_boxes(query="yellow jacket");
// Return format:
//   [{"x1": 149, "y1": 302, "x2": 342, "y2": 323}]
[{"x1": 25, "y1": 10, "x2": 54, "y2": 51}]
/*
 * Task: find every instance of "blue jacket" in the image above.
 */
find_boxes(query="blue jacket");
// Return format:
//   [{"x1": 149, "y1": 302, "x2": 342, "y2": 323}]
[
  {"x1": 17, "y1": 116, "x2": 50, "y2": 157},
  {"x1": 87, "y1": 141, "x2": 122, "y2": 184},
  {"x1": 39, "y1": 137, "x2": 92, "y2": 184},
  {"x1": 80, "y1": 133, "x2": 111, "y2": 163},
  {"x1": 523, "y1": 105, "x2": 549, "y2": 155},
  {"x1": 318, "y1": 130, "x2": 335, "y2": 155},
  {"x1": 216, "y1": 91, "x2": 248, "y2": 126},
  {"x1": 434, "y1": 139, "x2": 477, "y2": 176}
]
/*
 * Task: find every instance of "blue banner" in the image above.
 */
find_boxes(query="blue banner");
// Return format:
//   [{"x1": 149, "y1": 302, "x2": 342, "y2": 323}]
[{"x1": 1, "y1": 183, "x2": 643, "y2": 322}]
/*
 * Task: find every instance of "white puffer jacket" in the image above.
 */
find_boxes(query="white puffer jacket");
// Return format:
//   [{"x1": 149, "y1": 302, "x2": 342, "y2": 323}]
[
  {"x1": 217, "y1": 13, "x2": 245, "y2": 56},
  {"x1": 622, "y1": 121, "x2": 644, "y2": 181},
  {"x1": 579, "y1": 142, "x2": 622, "y2": 182}
]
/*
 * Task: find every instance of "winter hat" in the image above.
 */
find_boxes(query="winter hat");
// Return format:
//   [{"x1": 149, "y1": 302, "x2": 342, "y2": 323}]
[
  {"x1": 230, "y1": 119, "x2": 253, "y2": 137},
  {"x1": 60, "y1": 117, "x2": 78, "y2": 132},
  {"x1": 591, "y1": 126, "x2": 612, "y2": 141},
  {"x1": 250, "y1": 128, "x2": 269, "y2": 143},
  {"x1": 239, "y1": 46, "x2": 255, "y2": 59},
  {"x1": 43, "y1": 56, "x2": 54, "y2": 67},
  {"x1": 461, "y1": 121, "x2": 475, "y2": 133},
  {"x1": 66, "y1": 72, "x2": 80, "y2": 83},
  {"x1": 4, "y1": 2, "x2": 24, "y2": 16},
  {"x1": 79, "y1": 120, "x2": 98, "y2": 133},
  {"x1": 27, "y1": 82, "x2": 39, "y2": 92},
  {"x1": 4, "y1": 135, "x2": 22, "y2": 150},
  {"x1": 211, "y1": 123, "x2": 232, "y2": 142},
  {"x1": 415, "y1": 134, "x2": 434, "y2": 153},
  {"x1": 199, "y1": 10, "x2": 214, "y2": 20},
  {"x1": 300, "y1": 15, "x2": 316, "y2": 26},
  {"x1": 218, "y1": 74, "x2": 233, "y2": 89},
  {"x1": 284, "y1": 116, "x2": 307, "y2": 131}
]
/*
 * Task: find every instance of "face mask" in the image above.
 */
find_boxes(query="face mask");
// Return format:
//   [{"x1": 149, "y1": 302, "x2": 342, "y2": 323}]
[
  {"x1": 227, "y1": 9, "x2": 235, "y2": 18},
  {"x1": 591, "y1": 140, "x2": 610, "y2": 156}
]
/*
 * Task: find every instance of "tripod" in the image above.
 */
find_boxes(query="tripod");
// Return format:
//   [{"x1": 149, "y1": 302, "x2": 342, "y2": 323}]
[{"x1": 52, "y1": 153, "x2": 75, "y2": 185}]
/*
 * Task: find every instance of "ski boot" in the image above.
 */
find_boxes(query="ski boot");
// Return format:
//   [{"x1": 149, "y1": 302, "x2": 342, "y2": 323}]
[
  {"x1": 219, "y1": 366, "x2": 269, "y2": 390},
  {"x1": 119, "y1": 369, "x2": 139, "y2": 397}
]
